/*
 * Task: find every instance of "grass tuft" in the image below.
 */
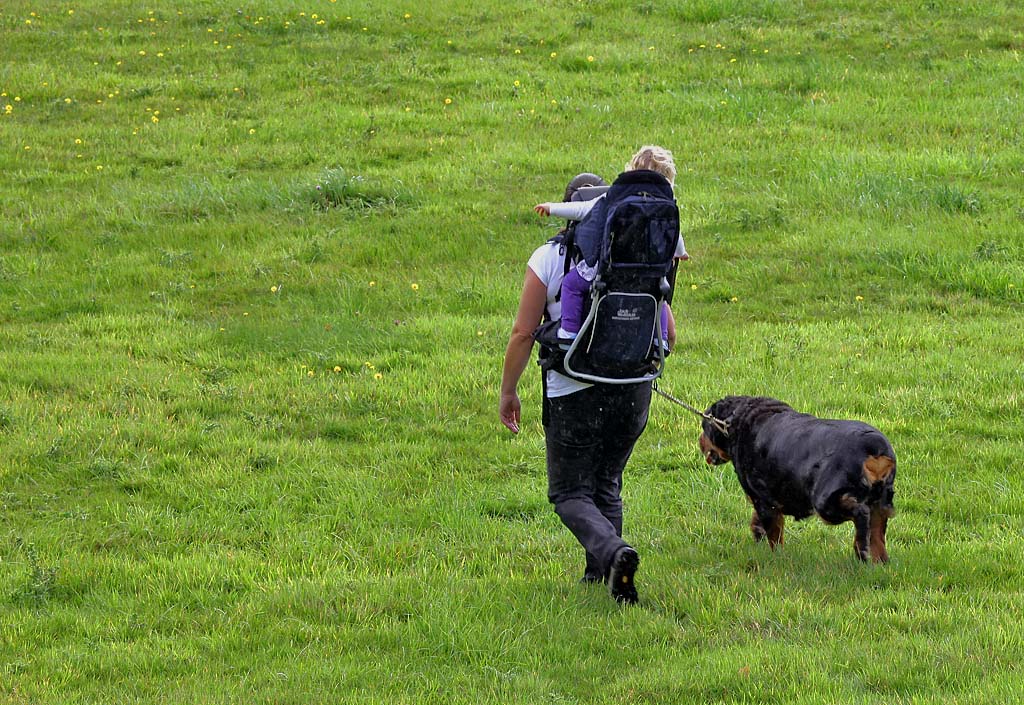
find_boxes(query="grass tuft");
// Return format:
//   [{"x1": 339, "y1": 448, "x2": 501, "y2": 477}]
[
  {"x1": 307, "y1": 168, "x2": 411, "y2": 211},
  {"x1": 9, "y1": 539, "x2": 59, "y2": 607}
]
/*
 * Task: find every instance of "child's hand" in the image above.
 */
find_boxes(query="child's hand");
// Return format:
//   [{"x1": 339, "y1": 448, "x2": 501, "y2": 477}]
[{"x1": 534, "y1": 203, "x2": 551, "y2": 216}]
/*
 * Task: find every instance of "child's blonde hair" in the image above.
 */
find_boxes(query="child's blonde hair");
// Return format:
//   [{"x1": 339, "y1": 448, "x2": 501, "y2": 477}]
[{"x1": 626, "y1": 145, "x2": 676, "y2": 186}]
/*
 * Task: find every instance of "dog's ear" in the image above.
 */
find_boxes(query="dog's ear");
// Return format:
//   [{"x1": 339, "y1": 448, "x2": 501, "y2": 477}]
[
  {"x1": 704, "y1": 398, "x2": 727, "y2": 419},
  {"x1": 704, "y1": 399, "x2": 735, "y2": 439}
]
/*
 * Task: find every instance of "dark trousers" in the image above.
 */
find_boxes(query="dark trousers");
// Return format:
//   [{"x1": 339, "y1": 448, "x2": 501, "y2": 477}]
[{"x1": 544, "y1": 382, "x2": 652, "y2": 577}]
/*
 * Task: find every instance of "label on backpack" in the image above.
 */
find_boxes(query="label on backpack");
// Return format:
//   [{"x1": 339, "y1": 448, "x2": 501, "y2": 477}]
[{"x1": 613, "y1": 306, "x2": 642, "y2": 322}]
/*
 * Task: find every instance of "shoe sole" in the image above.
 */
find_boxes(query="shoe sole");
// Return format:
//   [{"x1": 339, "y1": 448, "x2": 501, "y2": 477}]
[{"x1": 609, "y1": 548, "x2": 640, "y2": 605}]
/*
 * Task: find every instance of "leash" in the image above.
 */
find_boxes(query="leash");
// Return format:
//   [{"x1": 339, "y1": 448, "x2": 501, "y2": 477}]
[{"x1": 652, "y1": 382, "x2": 729, "y2": 436}]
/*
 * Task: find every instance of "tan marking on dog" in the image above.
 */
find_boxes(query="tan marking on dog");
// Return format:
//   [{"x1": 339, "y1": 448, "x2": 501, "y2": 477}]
[
  {"x1": 699, "y1": 433, "x2": 731, "y2": 464},
  {"x1": 863, "y1": 455, "x2": 894, "y2": 484}
]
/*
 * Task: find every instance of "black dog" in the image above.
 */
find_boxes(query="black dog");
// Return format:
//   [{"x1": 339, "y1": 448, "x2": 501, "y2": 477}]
[{"x1": 699, "y1": 396, "x2": 896, "y2": 562}]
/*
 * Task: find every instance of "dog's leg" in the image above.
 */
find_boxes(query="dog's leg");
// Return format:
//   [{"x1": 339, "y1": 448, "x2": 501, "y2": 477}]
[
  {"x1": 766, "y1": 513, "x2": 784, "y2": 549},
  {"x1": 836, "y1": 494, "x2": 871, "y2": 562},
  {"x1": 753, "y1": 505, "x2": 784, "y2": 550},
  {"x1": 851, "y1": 505, "x2": 871, "y2": 562},
  {"x1": 748, "y1": 491, "x2": 784, "y2": 550},
  {"x1": 869, "y1": 506, "x2": 892, "y2": 563},
  {"x1": 750, "y1": 510, "x2": 767, "y2": 542}
]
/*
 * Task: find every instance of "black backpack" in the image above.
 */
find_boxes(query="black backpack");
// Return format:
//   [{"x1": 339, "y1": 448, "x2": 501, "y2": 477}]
[{"x1": 535, "y1": 169, "x2": 680, "y2": 384}]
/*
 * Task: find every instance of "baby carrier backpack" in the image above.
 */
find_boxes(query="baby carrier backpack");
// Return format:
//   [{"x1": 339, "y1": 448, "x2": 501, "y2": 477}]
[{"x1": 536, "y1": 169, "x2": 681, "y2": 384}]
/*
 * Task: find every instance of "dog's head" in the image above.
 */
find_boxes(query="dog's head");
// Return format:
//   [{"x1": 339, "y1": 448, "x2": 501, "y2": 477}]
[{"x1": 698, "y1": 397, "x2": 739, "y2": 466}]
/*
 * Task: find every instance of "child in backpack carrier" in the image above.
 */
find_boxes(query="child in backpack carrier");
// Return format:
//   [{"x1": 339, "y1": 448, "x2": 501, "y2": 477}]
[{"x1": 535, "y1": 145, "x2": 688, "y2": 349}]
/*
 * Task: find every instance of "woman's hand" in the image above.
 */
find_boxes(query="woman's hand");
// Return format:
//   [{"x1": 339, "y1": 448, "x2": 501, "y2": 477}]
[
  {"x1": 499, "y1": 392, "x2": 521, "y2": 434},
  {"x1": 534, "y1": 203, "x2": 551, "y2": 216}
]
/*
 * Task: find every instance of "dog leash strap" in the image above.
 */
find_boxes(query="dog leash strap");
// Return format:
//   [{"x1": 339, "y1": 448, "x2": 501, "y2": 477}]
[{"x1": 652, "y1": 383, "x2": 729, "y2": 436}]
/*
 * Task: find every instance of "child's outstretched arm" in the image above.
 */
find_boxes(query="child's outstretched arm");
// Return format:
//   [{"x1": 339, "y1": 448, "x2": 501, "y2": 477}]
[{"x1": 535, "y1": 200, "x2": 596, "y2": 221}]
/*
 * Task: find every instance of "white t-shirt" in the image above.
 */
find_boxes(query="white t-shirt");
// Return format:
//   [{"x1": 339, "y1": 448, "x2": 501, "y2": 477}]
[{"x1": 527, "y1": 241, "x2": 592, "y2": 398}]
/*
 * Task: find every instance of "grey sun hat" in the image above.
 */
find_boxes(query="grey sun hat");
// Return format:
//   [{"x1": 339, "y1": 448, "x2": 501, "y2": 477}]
[{"x1": 562, "y1": 172, "x2": 607, "y2": 202}]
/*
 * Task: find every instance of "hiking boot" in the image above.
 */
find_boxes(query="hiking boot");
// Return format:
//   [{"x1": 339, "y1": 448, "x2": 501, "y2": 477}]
[{"x1": 608, "y1": 547, "x2": 640, "y2": 605}]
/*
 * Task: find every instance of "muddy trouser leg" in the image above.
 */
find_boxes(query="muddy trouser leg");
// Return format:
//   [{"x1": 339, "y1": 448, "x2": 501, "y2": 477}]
[{"x1": 545, "y1": 382, "x2": 651, "y2": 578}]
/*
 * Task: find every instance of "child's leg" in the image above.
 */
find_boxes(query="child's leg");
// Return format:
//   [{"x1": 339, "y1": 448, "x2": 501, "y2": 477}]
[
  {"x1": 660, "y1": 303, "x2": 669, "y2": 341},
  {"x1": 559, "y1": 268, "x2": 591, "y2": 338}
]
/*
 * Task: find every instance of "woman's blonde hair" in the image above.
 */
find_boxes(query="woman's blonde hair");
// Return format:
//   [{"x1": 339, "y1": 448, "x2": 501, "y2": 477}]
[{"x1": 626, "y1": 145, "x2": 676, "y2": 186}]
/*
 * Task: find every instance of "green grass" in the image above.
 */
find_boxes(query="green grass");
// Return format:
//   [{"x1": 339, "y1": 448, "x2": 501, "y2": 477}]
[{"x1": 2, "y1": 0, "x2": 1024, "y2": 702}]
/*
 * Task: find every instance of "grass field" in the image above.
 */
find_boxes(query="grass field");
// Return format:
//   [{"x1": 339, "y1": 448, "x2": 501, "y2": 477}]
[{"x1": 2, "y1": 0, "x2": 1023, "y2": 702}]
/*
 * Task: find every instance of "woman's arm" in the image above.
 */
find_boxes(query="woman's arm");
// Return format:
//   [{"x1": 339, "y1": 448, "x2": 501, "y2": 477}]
[{"x1": 499, "y1": 269, "x2": 548, "y2": 434}]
